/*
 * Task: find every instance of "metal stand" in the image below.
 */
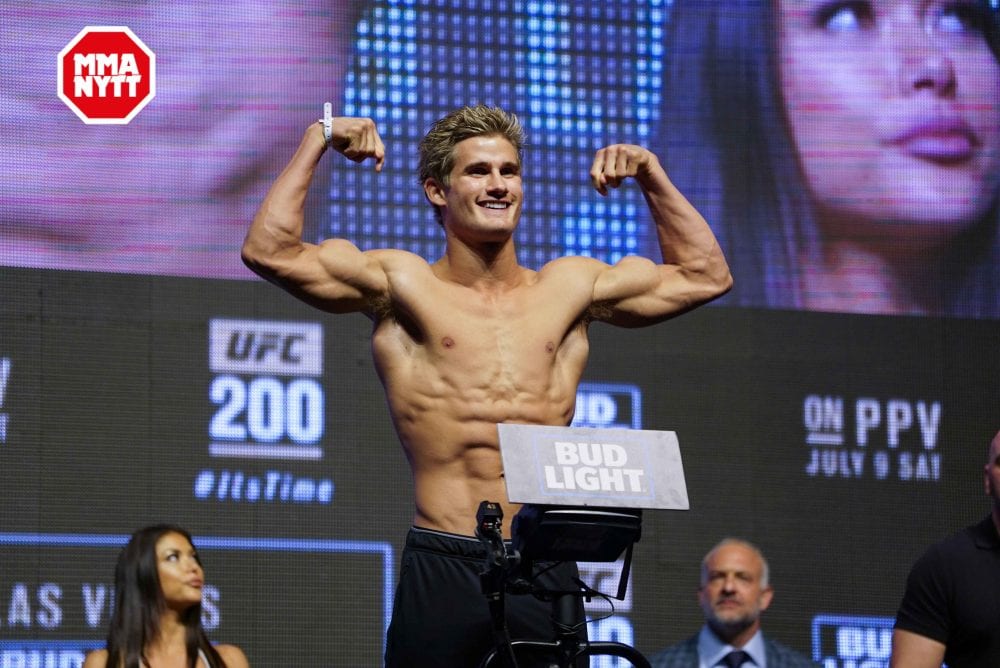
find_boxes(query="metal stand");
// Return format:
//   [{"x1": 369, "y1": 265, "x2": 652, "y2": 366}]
[{"x1": 474, "y1": 501, "x2": 651, "y2": 668}]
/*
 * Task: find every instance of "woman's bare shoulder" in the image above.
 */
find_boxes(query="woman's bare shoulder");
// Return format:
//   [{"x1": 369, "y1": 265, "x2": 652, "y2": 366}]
[
  {"x1": 216, "y1": 643, "x2": 250, "y2": 668},
  {"x1": 82, "y1": 649, "x2": 108, "y2": 668}
]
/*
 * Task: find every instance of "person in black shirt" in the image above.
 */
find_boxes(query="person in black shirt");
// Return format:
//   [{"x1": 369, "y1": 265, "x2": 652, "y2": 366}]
[{"x1": 891, "y1": 429, "x2": 1000, "y2": 667}]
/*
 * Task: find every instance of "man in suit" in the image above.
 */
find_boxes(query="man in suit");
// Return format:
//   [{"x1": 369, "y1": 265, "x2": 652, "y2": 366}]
[{"x1": 649, "y1": 538, "x2": 817, "y2": 668}]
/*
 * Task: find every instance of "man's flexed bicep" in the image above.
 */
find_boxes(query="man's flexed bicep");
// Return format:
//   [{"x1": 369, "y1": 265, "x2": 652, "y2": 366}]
[
  {"x1": 243, "y1": 116, "x2": 388, "y2": 313},
  {"x1": 587, "y1": 143, "x2": 732, "y2": 326},
  {"x1": 590, "y1": 255, "x2": 694, "y2": 326},
  {"x1": 270, "y1": 239, "x2": 393, "y2": 315}
]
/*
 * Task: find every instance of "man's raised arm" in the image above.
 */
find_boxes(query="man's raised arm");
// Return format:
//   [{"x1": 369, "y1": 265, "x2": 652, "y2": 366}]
[
  {"x1": 588, "y1": 144, "x2": 732, "y2": 326},
  {"x1": 241, "y1": 117, "x2": 387, "y2": 313}
]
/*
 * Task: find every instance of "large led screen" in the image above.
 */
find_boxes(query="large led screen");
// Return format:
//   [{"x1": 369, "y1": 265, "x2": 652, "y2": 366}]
[{"x1": 3, "y1": 2, "x2": 999, "y2": 667}]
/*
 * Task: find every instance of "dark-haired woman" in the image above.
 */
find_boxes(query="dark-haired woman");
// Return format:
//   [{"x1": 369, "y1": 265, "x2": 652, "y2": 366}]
[{"x1": 83, "y1": 525, "x2": 249, "y2": 668}]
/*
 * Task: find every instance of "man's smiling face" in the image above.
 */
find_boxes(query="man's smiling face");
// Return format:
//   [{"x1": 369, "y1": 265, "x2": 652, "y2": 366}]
[{"x1": 426, "y1": 134, "x2": 523, "y2": 242}]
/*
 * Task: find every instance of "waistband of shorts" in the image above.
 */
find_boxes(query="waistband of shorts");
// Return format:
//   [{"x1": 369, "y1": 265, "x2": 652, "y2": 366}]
[{"x1": 405, "y1": 525, "x2": 511, "y2": 558}]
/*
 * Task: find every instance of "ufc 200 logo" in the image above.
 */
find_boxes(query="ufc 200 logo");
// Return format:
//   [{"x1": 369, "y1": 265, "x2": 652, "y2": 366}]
[{"x1": 207, "y1": 319, "x2": 325, "y2": 459}]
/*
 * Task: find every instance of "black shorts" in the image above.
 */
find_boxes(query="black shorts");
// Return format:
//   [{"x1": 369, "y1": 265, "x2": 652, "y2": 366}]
[{"x1": 384, "y1": 527, "x2": 588, "y2": 667}]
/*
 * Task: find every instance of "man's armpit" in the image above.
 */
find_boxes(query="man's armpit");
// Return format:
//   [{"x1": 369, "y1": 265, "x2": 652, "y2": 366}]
[{"x1": 583, "y1": 300, "x2": 614, "y2": 324}]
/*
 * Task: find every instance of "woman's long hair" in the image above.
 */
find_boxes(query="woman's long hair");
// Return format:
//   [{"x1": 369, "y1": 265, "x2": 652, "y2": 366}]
[
  {"x1": 658, "y1": 0, "x2": 1000, "y2": 317},
  {"x1": 104, "y1": 524, "x2": 227, "y2": 668}
]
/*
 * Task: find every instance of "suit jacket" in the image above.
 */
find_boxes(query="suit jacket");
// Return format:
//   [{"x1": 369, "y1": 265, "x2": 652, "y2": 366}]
[{"x1": 648, "y1": 633, "x2": 819, "y2": 668}]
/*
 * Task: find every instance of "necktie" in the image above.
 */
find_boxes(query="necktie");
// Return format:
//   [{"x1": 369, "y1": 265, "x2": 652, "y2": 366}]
[{"x1": 720, "y1": 649, "x2": 750, "y2": 668}]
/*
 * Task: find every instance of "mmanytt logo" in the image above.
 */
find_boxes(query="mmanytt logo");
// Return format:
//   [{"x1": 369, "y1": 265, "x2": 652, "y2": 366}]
[{"x1": 57, "y1": 26, "x2": 155, "y2": 124}]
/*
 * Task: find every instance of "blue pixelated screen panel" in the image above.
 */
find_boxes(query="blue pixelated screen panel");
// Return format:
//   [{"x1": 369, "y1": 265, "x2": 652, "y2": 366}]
[{"x1": 326, "y1": 1, "x2": 664, "y2": 268}]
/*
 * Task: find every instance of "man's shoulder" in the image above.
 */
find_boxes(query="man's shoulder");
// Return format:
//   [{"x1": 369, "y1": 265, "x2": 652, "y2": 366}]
[
  {"x1": 914, "y1": 516, "x2": 996, "y2": 564},
  {"x1": 647, "y1": 634, "x2": 698, "y2": 667},
  {"x1": 369, "y1": 247, "x2": 432, "y2": 271},
  {"x1": 537, "y1": 254, "x2": 606, "y2": 277},
  {"x1": 763, "y1": 635, "x2": 819, "y2": 668},
  {"x1": 958, "y1": 516, "x2": 998, "y2": 549}
]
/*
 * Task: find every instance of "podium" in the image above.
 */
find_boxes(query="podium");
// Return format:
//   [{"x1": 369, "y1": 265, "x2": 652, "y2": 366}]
[{"x1": 475, "y1": 425, "x2": 689, "y2": 668}]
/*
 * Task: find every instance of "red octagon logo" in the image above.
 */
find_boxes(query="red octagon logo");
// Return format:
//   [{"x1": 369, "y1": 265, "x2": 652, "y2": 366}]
[{"x1": 57, "y1": 26, "x2": 156, "y2": 124}]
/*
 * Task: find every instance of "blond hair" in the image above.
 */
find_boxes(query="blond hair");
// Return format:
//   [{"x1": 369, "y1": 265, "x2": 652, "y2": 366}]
[{"x1": 418, "y1": 105, "x2": 526, "y2": 187}]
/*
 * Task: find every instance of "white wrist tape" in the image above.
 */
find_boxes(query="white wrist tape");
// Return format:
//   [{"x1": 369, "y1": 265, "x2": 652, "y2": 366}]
[{"x1": 321, "y1": 102, "x2": 333, "y2": 146}]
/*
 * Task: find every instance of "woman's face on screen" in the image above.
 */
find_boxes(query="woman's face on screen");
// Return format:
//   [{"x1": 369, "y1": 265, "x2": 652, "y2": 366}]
[{"x1": 777, "y1": 0, "x2": 1000, "y2": 238}]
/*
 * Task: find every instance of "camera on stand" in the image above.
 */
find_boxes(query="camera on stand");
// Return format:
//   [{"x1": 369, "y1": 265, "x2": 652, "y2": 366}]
[
  {"x1": 474, "y1": 501, "x2": 649, "y2": 668},
  {"x1": 482, "y1": 423, "x2": 691, "y2": 668}
]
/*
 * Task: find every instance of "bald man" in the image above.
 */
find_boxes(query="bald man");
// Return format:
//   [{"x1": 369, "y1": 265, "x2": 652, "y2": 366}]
[
  {"x1": 650, "y1": 538, "x2": 817, "y2": 668},
  {"x1": 891, "y1": 429, "x2": 1000, "y2": 668}
]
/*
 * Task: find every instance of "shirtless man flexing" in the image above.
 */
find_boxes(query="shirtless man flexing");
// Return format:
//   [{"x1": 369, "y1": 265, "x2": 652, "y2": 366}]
[{"x1": 242, "y1": 105, "x2": 731, "y2": 667}]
